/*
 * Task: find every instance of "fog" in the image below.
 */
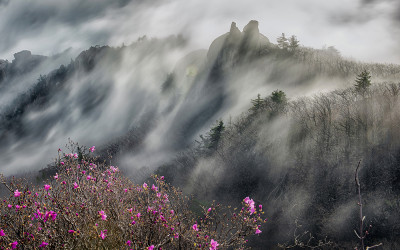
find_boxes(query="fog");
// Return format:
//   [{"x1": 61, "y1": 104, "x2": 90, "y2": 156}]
[
  {"x1": 0, "y1": 0, "x2": 399, "y2": 64},
  {"x1": 1, "y1": 2, "x2": 400, "y2": 247}
]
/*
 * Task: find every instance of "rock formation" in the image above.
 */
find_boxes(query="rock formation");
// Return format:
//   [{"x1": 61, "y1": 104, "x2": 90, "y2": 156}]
[{"x1": 207, "y1": 20, "x2": 273, "y2": 65}]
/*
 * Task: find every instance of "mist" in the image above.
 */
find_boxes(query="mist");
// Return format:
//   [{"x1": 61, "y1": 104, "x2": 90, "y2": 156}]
[
  {"x1": 1, "y1": 0, "x2": 400, "y2": 64},
  {"x1": 1, "y1": 1, "x2": 400, "y2": 248}
]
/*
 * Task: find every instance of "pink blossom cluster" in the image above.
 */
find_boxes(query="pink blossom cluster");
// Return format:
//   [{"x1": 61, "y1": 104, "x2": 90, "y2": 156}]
[{"x1": 0, "y1": 144, "x2": 265, "y2": 249}]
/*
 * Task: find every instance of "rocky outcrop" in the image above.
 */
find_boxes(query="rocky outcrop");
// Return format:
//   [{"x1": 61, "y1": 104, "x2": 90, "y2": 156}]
[
  {"x1": 13, "y1": 50, "x2": 32, "y2": 61},
  {"x1": 207, "y1": 20, "x2": 273, "y2": 65},
  {"x1": 10, "y1": 50, "x2": 46, "y2": 75}
]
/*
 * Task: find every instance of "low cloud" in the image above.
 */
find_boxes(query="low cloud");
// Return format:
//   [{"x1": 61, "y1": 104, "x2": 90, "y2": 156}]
[{"x1": 0, "y1": 0, "x2": 399, "y2": 64}]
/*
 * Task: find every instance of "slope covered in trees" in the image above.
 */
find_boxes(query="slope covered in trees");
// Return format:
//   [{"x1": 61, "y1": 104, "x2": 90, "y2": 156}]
[
  {"x1": 158, "y1": 79, "x2": 400, "y2": 248},
  {"x1": 0, "y1": 20, "x2": 400, "y2": 248}
]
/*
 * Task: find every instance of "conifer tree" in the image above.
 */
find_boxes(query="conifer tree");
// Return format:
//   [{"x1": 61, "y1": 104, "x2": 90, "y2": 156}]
[
  {"x1": 288, "y1": 35, "x2": 299, "y2": 51},
  {"x1": 355, "y1": 70, "x2": 371, "y2": 94},
  {"x1": 277, "y1": 33, "x2": 289, "y2": 50},
  {"x1": 250, "y1": 94, "x2": 264, "y2": 113},
  {"x1": 208, "y1": 120, "x2": 225, "y2": 150},
  {"x1": 265, "y1": 90, "x2": 287, "y2": 116},
  {"x1": 270, "y1": 90, "x2": 287, "y2": 104}
]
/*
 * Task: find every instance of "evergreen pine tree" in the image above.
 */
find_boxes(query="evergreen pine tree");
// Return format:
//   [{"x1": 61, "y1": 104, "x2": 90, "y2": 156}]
[
  {"x1": 265, "y1": 90, "x2": 288, "y2": 116},
  {"x1": 355, "y1": 70, "x2": 371, "y2": 94},
  {"x1": 277, "y1": 33, "x2": 289, "y2": 50},
  {"x1": 250, "y1": 94, "x2": 264, "y2": 113},
  {"x1": 208, "y1": 120, "x2": 225, "y2": 150},
  {"x1": 270, "y1": 90, "x2": 287, "y2": 104},
  {"x1": 288, "y1": 35, "x2": 299, "y2": 51}
]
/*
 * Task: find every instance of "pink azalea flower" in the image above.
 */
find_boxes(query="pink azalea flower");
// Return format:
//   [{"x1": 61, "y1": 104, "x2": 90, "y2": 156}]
[
  {"x1": 244, "y1": 197, "x2": 255, "y2": 214},
  {"x1": 68, "y1": 230, "x2": 75, "y2": 233},
  {"x1": 151, "y1": 184, "x2": 158, "y2": 192},
  {"x1": 259, "y1": 204, "x2": 262, "y2": 211},
  {"x1": 170, "y1": 210, "x2": 174, "y2": 215},
  {"x1": 7, "y1": 204, "x2": 12, "y2": 208},
  {"x1": 99, "y1": 230, "x2": 107, "y2": 239},
  {"x1": 73, "y1": 182, "x2": 79, "y2": 189},
  {"x1": 174, "y1": 233, "x2": 179, "y2": 238},
  {"x1": 124, "y1": 188, "x2": 128, "y2": 193},
  {"x1": 126, "y1": 240, "x2": 132, "y2": 246},
  {"x1": 192, "y1": 223, "x2": 199, "y2": 231},
  {"x1": 207, "y1": 207, "x2": 212, "y2": 213},
  {"x1": 60, "y1": 161, "x2": 65, "y2": 165},
  {"x1": 89, "y1": 146, "x2": 96, "y2": 152},
  {"x1": 143, "y1": 182, "x2": 148, "y2": 189},
  {"x1": 44, "y1": 184, "x2": 51, "y2": 191},
  {"x1": 39, "y1": 242, "x2": 48, "y2": 248},
  {"x1": 11, "y1": 241, "x2": 18, "y2": 249},
  {"x1": 73, "y1": 153, "x2": 78, "y2": 159},
  {"x1": 136, "y1": 212, "x2": 141, "y2": 218},
  {"x1": 210, "y1": 239, "x2": 219, "y2": 250},
  {"x1": 15, "y1": 205, "x2": 21, "y2": 211},
  {"x1": 0, "y1": 229, "x2": 5, "y2": 236},
  {"x1": 54, "y1": 173, "x2": 59, "y2": 180},
  {"x1": 148, "y1": 245, "x2": 154, "y2": 250},
  {"x1": 160, "y1": 176, "x2": 164, "y2": 180},
  {"x1": 98, "y1": 210, "x2": 107, "y2": 220},
  {"x1": 14, "y1": 189, "x2": 21, "y2": 197},
  {"x1": 255, "y1": 227, "x2": 262, "y2": 235},
  {"x1": 50, "y1": 211, "x2": 57, "y2": 221},
  {"x1": 86, "y1": 175, "x2": 91, "y2": 180}
]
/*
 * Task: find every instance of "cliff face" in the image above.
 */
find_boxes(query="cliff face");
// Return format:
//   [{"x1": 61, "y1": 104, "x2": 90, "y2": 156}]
[
  {"x1": 207, "y1": 20, "x2": 274, "y2": 66},
  {"x1": 0, "y1": 50, "x2": 47, "y2": 86}
]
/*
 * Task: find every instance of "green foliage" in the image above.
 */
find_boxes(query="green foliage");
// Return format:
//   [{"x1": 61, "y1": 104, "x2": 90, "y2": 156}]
[
  {"x1": 270, "y1": 90, "x2": 287, "y2": 104},
  {"x1": 278, "y1": 34, "x2": 299, "y2": 52},
  {"x1": 277, "y1": 33, "x2": 288, "y2": 50},
  {"x1": 250, "y1": 94, "x2": 264, "y2": 113},
  {"x1": 288, "y1": 35, "x2": 300, "y2": 51},
  {"x1": 208, "y1": 120, "x2": 225, "y2": 150},
  {"x1": 197, "y1": 120, "x2": 225, "y2": 153},
  {"x1": 355, "y1": 70, "x2": 372, "y2": 93}
]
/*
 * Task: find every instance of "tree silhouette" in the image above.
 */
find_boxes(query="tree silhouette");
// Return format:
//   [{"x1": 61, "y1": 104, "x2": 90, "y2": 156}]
[
  {"x1": 355, "y1": 70, "x2": 371, "y2": 94},
  {"x1": 277, "y1": 33, "x2": 289, "y2": 50},
  {"x1": 250, "y1": 94, "x2": 264, "y2": 113},
  {"x1": 270, "y1": 90, "x2": 287, "y2": 104},
  {"x1": 288, "y1": 35, "x2": 300, "y2": 51}
]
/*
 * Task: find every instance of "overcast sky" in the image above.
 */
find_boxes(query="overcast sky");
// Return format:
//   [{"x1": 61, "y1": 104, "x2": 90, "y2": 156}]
[{"x1": 0, "y1": 0, "x2": 399, "y2": 64}]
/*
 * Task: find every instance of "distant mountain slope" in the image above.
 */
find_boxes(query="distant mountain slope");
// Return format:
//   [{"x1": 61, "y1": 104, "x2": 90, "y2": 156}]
[
  {"x1": 0, "y1": 20, "x2": 399, "y2": 176},
  {"x1": 1, "y1": 20, "x2": 400, "y2": 248}
]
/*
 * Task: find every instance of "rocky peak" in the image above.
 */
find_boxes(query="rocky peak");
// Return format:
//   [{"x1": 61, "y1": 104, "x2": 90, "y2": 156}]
[
  {"x1": 230, "y1": 22, "x2": 241, "y2": 35},
  {"x1": 207, "y1": 20, "x2": 272, "y2": 64},
  {"x1": 243, "y1": 20, "x2": 259, "y2": 36},
  {"x1": 13, "y1": 50, "x2": 32, "y2": 62}
]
